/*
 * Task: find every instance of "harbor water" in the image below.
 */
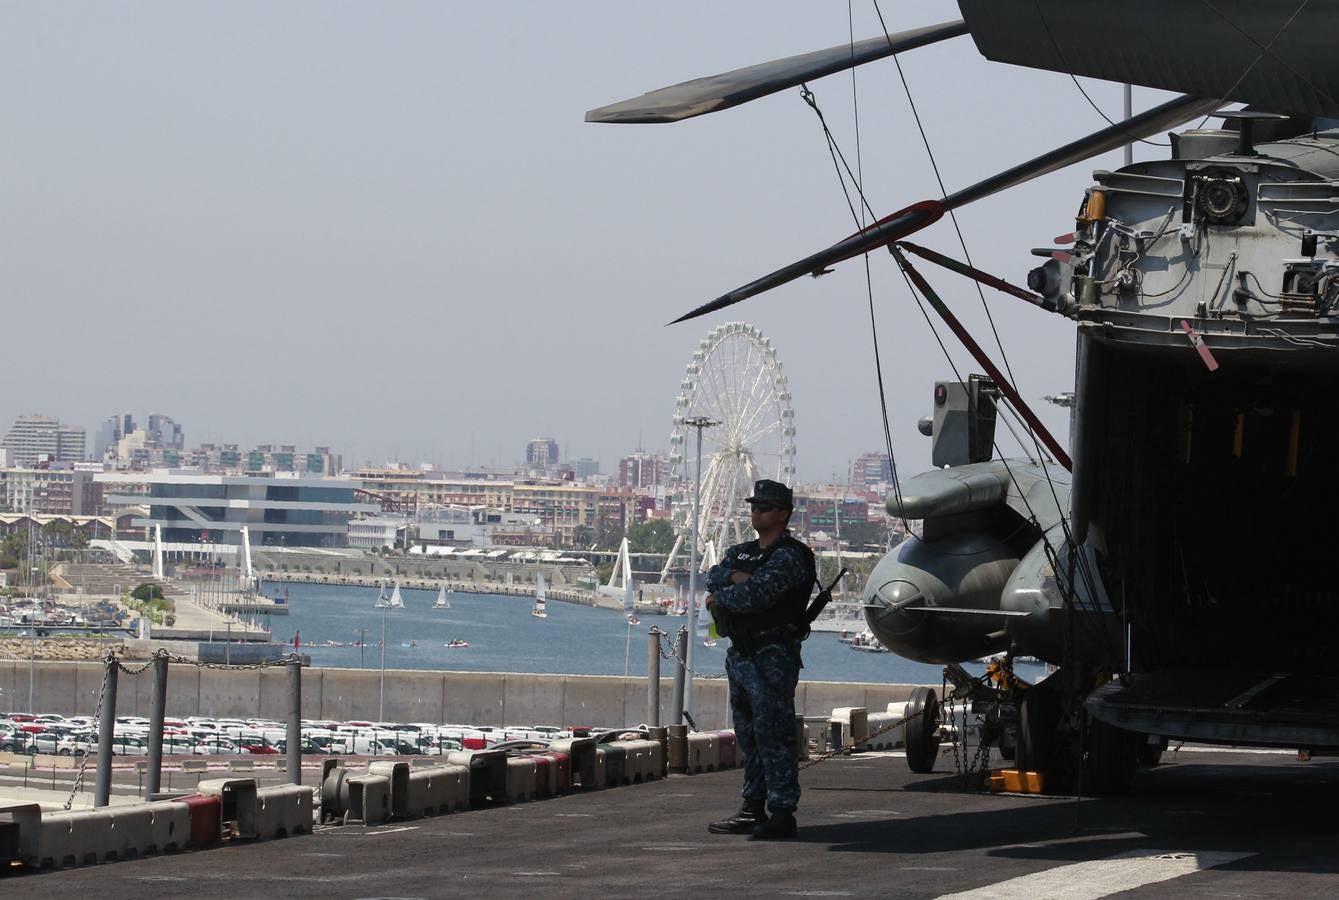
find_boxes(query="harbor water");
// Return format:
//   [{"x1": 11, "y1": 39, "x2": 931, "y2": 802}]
[{"x1": 254, "y1": 581, "x2": 1046, "y2": 684}]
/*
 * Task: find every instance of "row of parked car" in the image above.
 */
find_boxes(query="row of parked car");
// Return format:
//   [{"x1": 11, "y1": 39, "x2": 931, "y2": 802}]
[{"x1": 0, "y1": 711, "x2": 576, "y2": 758}]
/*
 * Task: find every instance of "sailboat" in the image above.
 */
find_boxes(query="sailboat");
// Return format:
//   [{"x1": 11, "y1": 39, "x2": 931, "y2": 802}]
[
  {"x1": 531, "y1": 573, "x2": 548, "y2": 618},
  {"x1": 433, "y1": 585, "x2": 451, "y2": 610},
  {"x1": 376, "y1": 580, "x2": 405, "y2": 610}
]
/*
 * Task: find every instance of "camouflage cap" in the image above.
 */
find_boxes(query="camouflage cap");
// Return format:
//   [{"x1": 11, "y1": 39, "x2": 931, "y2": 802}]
[{"x1": 746, "y1": 479, "x2": 793, "y2": 509}]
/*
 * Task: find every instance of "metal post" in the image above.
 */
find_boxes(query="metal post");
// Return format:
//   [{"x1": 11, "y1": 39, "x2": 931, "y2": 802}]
[
  {"x1": 682, "y1": 416, "x2": 717, "y2": 720},
  {"x1": 379, "y1": 606, "x2": 386, "y2": 721},
  {"x1": 145, "y1": 653, "x2": 168, "y2": 797},
  {"x1": 286, "y1": 656, "x2": 302, "y2": 785},
  {"x1": 1123, "y1": 83, "x2": 1134, "y2": 167},
  {"x1": 647, "y1": 628, "x2": 661, "y2": 727},
  {"x1": 669, "y1": 626, "x2": 687, "y2": 726},
  {"x1": 94, "y1": 655, "x2": 119, "y2": 808}
]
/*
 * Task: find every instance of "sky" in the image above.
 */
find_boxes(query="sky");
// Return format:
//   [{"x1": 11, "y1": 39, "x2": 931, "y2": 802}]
[{"x1": 2, "y1": 2, "x2": 1180, "y2": 482}]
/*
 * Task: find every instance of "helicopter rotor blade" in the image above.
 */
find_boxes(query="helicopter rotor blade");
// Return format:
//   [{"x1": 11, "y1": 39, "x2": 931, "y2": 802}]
[
  {"x1": 942, "y1": 93, "x2": 1220, "y2": 209},
  {"x1": 586, "y1": 20, "x2": 967, "y2": 124},
  {"x1": 670, "y1": 93, "x2": 1219, "y2": 324}
]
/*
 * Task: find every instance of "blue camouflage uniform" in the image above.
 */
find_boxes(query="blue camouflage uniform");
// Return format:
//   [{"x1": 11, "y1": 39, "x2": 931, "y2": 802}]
[{"x1": 707, "y1": 529, "x2": 815, "y2": 814}]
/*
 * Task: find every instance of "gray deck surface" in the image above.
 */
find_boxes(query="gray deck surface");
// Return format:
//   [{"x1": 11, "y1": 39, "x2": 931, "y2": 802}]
[{"x1": 7, "y1": 747, "x2": 1339, "y2": 898}]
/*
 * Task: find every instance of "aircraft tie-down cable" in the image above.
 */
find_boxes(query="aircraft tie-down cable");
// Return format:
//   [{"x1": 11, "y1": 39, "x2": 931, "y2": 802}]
[
  {"x1": 803, "y1": 19, "x2": 1118, "y2": 667},
  {"x1": 1027, "y1": 0, "x2": 1168, "y2": 147},
  {"x1": 871, "y1": 1, "x2": 1123, "y2": 663},
  {"x1": 870, "y1": 3, "x2": 1111, "y2": 636},
  {"x1": 871, "y1": 1, "x2": 1077, "y2": 519}
]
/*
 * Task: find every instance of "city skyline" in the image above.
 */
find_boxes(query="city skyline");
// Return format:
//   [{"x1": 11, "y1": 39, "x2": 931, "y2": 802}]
[{"x1": 4, "y1": 2, "x2": 1165, "y2": 482}]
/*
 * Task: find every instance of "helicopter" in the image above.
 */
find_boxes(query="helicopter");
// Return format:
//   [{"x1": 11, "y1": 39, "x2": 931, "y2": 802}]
[{"x1": 586, "y1": 1, "x2": 1339, "y2": 791}]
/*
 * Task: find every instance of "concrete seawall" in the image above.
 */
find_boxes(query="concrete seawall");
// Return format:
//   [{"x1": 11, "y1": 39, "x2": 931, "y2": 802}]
[{"x1": 0, "y1": 659, "x2": 923, "y2": 731}]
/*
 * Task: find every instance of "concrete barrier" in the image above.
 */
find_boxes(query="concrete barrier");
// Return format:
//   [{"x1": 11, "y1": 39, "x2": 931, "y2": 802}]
[
  {"x1": 446, "y1": 749, "x2": 507, "y2": 805},
  {"x1": 182, "y1": 793, "x2": 221, "y2": 847},
  {"x1": 715, "y1": 731, "x2": 738, "y2": 769},
  {"x1": 551, "y1": 736, "x2": 595, "y2": 787},
  {"x1": 529, "y1": 753, "x2": 554, "y2": 797},
  {"x1": 1, "y1": 803, "x2": 42, "y2": 867},
  {"x1": 146, "y1": 799, "x2": 192, "y2": 854},
  {"x1": 830, "y1": 707, "x2": 869, "y2": 747},
  {"x1": 345, "y1": 774, "x2": 391, "y2": 825},
  {"x1": 227, "y1": 758, "x2": 256, "y2": 773},
  {"x1": 686, "y1": 732, "x2": 719, "y2": 773},
  {"x1": 180, "y1": 759, "x2": 208, "y2": 776},
  {"x1": 196, "y1": 778, "x2": 259, "y2": 840},
  {"x1": 368, "y1": 761, "x2": 411, "y2": 819},
  {"x1": 860, "y1": 712, "x2": 904, "y2": 750},
  {"x1": 666, "y1": 725, "x2": 688, "y2": 773},
  {"x1": 616, "y1": 739, "x2": 662, "y2": 783},
  {"x1": 405, "y1": 764, "x2": 469, "y2": 815},
  {"x1": 255, "y1": 784, "x2": 314, "y2": 838},
  {"x1": 504, "y1": 756, "x2": 538, "y2": 801},
  {"x1": 537, "y1": 750, "x2": 571, "y2": 794},
  {"x1": 595, "y1": 744, "x2": 628, "y2": 788},
  {"x1": 30, "y1": 805, "x2": 163, "y2": 867}
]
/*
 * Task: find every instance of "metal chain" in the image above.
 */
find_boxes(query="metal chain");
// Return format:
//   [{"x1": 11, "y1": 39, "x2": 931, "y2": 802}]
[
  {"x1": 653, "y1": 630, "x2": 725, "y2": 679},
  {"x1": 798, "y1": 708, "x2": 916, "y2": 771},
  {"x1": 64, "y1": 652, "x2": 112, "y2": 810},
  {"x1": 163, "y1": 651, "x2": 301, "y2": 671}
]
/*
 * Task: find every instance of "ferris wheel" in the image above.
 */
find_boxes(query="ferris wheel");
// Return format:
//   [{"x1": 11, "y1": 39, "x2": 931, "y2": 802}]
[{"x1": 663, "y1": 322, "x2": 796, "y2": 581}]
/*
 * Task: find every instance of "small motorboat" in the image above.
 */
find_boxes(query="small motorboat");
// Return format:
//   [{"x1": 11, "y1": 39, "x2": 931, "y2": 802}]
[{"x1": 445, "y1": 639, "x2": 470, "y2": 649}]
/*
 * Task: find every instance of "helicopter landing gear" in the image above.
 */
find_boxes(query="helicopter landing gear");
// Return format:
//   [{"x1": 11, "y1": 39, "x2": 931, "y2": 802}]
[
  {"x1": 904, "y1": 685, "x2": 942, "y2": 773},
  {"x1": 1017, "y1": 685, "x2": 1061, "y2": 774},
  {"x1": 1082, "y1": 715, "x2": 1140, "y2": 794}
]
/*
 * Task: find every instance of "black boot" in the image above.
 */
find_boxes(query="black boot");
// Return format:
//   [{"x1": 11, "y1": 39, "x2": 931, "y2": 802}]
[
  {"x1": 708, "y1": 801, "x2": 766, "y2": 834},
  {"x1": 751, "y1": 809, "x2": 797, "y2": 840}
]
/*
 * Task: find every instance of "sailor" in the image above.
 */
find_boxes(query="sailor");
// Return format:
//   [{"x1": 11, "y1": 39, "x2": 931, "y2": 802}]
[{"x1": 705, "y1": 479, "x2": 815, "y2": 840}]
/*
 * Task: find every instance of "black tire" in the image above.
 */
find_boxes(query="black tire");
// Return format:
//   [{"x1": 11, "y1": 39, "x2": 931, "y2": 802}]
[
  {"x1": 1083, "y1": 716, "x2": 1139, "y2": 794},
  {"x1": 1136, "y1": 735, "x2": 1167, "y2": 767},
  {"x1": 1018, "y1": 688, "x2": 1060, "y2": 773},
  {"x1": 905, "y1": 686, "x2": 941, "y2": 774}
]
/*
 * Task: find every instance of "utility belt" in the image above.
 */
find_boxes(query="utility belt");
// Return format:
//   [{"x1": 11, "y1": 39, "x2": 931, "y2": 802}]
[{"x1": 713, "y1": 567, "x2": 847, "y2": 659}]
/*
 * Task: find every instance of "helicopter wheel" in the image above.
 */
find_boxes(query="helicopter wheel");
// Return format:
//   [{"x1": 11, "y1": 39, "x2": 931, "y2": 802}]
[
  {"x1": 1082, "y1": 715, "x2": 1140, "y2": 795},
  {"x1": 1136, "y1": 734, "x2": 1168, "y2": 767},
  {"x1": 904, "y1": 686, "x2": 941, "y2": 774},
  {"x1": 1017, "y1": 686, "x2": 1060, "y2": 773}
]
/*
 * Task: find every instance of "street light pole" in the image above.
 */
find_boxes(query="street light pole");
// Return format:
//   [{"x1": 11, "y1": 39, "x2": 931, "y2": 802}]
[{"x1": 682, "y1": 415, "x2": 718, "y2": 721}]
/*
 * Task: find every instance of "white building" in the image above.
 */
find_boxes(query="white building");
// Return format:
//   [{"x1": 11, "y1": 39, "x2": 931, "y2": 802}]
[{"x1": 97, "y1": 471, "x2": 377, "y2": 548}]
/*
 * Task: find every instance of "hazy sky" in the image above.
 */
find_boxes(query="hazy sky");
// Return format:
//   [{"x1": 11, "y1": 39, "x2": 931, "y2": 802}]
[{"x1": 3, "y1": 2, "x2": 1179, "y2": 481}]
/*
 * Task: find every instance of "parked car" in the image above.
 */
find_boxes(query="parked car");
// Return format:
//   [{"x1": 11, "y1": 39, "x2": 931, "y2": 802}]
[{"x1": 236, "y1": 736, "x2": 279, "y2": 755}]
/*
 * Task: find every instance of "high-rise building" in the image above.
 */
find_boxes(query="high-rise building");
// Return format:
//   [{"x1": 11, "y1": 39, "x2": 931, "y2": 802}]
[
  {"x1": 2, "y1": 415, "x2": 86, "y2": 466},
  {"x1": 146, "y1": 413, "x2": 185, "y2": 450},
  {"x1": 525, "y1": 438, "x2": 559, "y2": 468},
  {"x1": 94, "y1": 413, "x2": 136, "y2": 461},
  {"x1": 851, "y1": 452, "x2": 894, "y2": 489},
  {"x1": 570, "y1": 457, "x2": 601, "y2": 479},
  {"x1": 619, "y1": 451, "x2": 667, "y2": 488}
]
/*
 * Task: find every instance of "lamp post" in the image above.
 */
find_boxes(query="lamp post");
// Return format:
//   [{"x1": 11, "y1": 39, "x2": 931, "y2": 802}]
[
  {"x1": 374, "y1": 582, "x2": 402, "y2": 721},
  {"x1": 681, "y1": 415, "x2": 718, "y2": 720}
]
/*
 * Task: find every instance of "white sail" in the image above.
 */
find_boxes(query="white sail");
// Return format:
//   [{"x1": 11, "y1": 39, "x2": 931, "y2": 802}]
[
  {"x1": 380, "y1": 581, "x2": 405, "y2": 609},
  {"x1": 434, "y1": 586, "x2": 449, "y2": 609},
  {"x1": 532, "y1": 573, "x2": 548, "y2": 617},
  {"x1": 623, "y1": 577, "x2": 635, "y2": 616}
]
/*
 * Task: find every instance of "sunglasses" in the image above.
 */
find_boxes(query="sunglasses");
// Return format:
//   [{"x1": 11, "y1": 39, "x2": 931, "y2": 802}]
[{"x1": 749, "y1": 503, "x2": 784, "y2": 513}]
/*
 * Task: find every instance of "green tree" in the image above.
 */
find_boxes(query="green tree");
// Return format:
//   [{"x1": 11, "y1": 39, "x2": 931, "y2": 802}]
[
  {"x1": 0, "y1": 532, "x2": 28, "y2": 571},
  {"x1": 627, "y1": 519, "x2": 676, "y2": 554},
  {"x1": 595, "y1": 513, "x2": 625, "y2": 551},
  {"x1": 40, "y1": 519, "x2": 88, "y2": 551},
  {"x1": 131, "y1": 582, "x2": 165, "y2": 602},
  {"x1": 571, "y1": 525, "x2": 595, "y2": 549}
]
